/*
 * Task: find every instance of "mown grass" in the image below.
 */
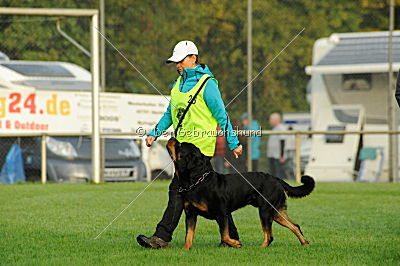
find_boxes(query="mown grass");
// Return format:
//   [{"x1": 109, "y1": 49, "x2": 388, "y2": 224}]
[{"x1": 0, "y1": 181, "x2": 399, "y2": 265}]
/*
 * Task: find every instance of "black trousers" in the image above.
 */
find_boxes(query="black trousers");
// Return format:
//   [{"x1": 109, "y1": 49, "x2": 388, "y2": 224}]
[
  {"x1": 154, "y1": 157, "x2": 240, "y2": 242},
  {"x1": 268, "y1": 158, "x2": 286, "y2": 179},
  {"x1": 252, "y1": 159, "x2": 258, "y2": 172}
]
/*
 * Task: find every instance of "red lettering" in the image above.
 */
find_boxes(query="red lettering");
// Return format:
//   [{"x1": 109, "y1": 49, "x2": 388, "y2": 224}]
[
  {"x1": 9, "y1": 93, "x2": 21, "y2": 113},
  {"x1": 24, "y1": 93, "x2": 36, "y2": 114},
  {"x1": 14, "y1": 120, "x2": 49, "y2": 131}
]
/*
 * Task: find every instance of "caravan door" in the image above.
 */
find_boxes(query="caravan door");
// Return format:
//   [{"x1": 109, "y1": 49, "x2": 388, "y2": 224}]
[{"x1": 305, "y1": 105, "x2": 364, "y2": 182}]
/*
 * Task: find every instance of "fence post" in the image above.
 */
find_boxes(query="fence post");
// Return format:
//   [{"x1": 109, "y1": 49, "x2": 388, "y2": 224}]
[
  {"x1": 295, "y1": 132, "x2": 301, "y2": 183},
  {"x1": 41, "y1": 134, "x2": 47, "y2": 184},
  {"x1": 91, "y1": 12, "x2": 101, "y2": 184}
]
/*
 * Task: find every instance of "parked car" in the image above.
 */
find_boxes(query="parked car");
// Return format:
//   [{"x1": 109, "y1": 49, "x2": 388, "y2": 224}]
[
  {"x1": 147, "y1": 141, "x2": 174, "y2": 180},
  {"x1": 15, "y1": 136, "x2": 146, "y2": 182}
]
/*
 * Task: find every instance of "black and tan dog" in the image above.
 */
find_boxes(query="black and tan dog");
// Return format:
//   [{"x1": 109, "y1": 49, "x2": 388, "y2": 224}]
[{"x1": 166, "y1": 138, "x2": 315, "y2": 249}]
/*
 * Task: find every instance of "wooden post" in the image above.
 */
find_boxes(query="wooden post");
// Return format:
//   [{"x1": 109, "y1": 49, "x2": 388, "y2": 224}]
[
  {"x1": 41, "y1": 135, "x2": 47, "y2": 184},
  {"x1": 295, "y1": 132, "x2": 301, "y2": 183}
]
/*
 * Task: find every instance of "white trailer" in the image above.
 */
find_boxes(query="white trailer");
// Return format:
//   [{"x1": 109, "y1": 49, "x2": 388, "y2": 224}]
[{"x1": 305, "y1": 31, "x2": 400, "y2": 182}]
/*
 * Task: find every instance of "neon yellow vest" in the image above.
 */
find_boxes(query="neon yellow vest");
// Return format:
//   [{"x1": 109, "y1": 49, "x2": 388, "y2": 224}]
[{"x1": 171, "y1": 74, "x2": 218, "y2": 156}]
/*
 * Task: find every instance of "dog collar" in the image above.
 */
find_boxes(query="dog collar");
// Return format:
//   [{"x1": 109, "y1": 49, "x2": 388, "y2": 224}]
[{"x1": 178, "y1": 172, "x2": 210, "y2": 193}]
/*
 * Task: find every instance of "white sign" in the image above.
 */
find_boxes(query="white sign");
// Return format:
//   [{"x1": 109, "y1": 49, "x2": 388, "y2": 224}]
[{"x1": 0, "y1": 89, "x2": 170, "y2": 134}]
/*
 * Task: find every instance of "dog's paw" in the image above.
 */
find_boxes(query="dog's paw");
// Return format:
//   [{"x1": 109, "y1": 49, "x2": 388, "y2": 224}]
[
  {"x1": 236, "y1": 241, "x2": 243, "y2": 248},
  {"x1": 183, "y1": 245, "x2": 192, "y2": 250},
  {"x1": 261, "y1": 237, "x2": 274, "y2": 248},
  {"x1": 301, "y1": 240, "x2": 310, "y2": 246},
  {"x1": 230, "y1": 240, "x2": 243, "y2": 248},
  {"x1": 268, "y1": 236, "x2": 274, "y2": 247},
  {"x1": 220, "y1": 240, "x2": 242, "y2": 248}
]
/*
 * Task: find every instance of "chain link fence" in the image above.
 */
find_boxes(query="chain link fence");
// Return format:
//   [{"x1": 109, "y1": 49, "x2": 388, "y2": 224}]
[{"x1": 0, "y1": 136, "x2": 40, "y2": 182}]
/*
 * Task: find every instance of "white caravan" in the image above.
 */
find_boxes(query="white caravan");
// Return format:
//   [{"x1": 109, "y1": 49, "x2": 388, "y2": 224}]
[
  {"x1": 305, "y1": 31, "x2": 400, "y2": 182},
  {"x1": 0, "y1": 60, "x2": 92, "y2": 91}
]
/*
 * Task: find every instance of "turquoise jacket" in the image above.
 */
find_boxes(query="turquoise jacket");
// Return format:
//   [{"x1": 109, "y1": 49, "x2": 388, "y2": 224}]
[
  {"x1": 148, "y1": 64, "x2": 240, "y2": 151},
  {"x1": 244, "y1": 120, "x2": 261, "y2": 160}
]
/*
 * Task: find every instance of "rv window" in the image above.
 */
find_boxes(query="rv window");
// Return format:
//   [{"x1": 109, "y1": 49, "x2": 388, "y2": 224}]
[
  {"x1": 333, "y1": 109, "x2": 360, "y2": 124},
  {"x1": 19, "y1": 80, "x2": 91, "y2": 91},
  {"x1": 0, "y1": 63, "x2": 75, "y2": 78},
  {"x1": 325, "y1": 125, "x2": 346, "y2": 143},
  {"x1": 342, "y1": 73, "x2": 371, "y2": 91}
]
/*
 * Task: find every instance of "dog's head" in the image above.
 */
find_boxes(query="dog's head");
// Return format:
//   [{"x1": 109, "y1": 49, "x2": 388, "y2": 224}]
[{"x1": 166, "y1": 138, "x2": 210, "y2": 179}]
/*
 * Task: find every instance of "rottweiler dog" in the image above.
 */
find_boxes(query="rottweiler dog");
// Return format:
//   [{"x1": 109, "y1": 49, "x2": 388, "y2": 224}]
[{"x1": 166, "y1": 138, "x2": 315, "y2": 249}]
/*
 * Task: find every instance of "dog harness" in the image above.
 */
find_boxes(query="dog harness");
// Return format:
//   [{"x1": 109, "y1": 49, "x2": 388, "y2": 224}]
[{"x1": 171, "y1": 74, "x2": 218, "y2": 156}]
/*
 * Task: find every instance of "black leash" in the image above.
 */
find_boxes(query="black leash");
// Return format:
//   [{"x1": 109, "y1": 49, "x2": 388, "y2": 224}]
[{"x1": 174, "y1": 76, "x2": 211, "y2": 136}]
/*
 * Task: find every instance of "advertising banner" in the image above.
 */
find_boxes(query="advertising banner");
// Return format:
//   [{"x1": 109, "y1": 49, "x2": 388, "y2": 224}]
[{"x1": 0, "y1": 89, "x2": 170, "y2": 135}]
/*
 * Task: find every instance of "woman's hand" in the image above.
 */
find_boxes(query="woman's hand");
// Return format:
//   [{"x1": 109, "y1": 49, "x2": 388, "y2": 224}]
[
  {"x1": 145, "y1": 135, "x2": 155, "y2": 147},
  {"x1": 232, "y1": 145, "x2": 243, "y2": 159}
]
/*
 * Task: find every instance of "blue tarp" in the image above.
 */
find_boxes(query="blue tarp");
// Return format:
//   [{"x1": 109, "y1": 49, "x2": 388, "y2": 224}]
[{"x1": 0, "y1": 144, "x2": 26, "y2": 184}]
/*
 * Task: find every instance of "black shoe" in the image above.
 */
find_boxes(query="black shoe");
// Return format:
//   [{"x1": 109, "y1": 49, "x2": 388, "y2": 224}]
[{"x1": 136, "y1": 234, "x2": 168, "y2": 249}]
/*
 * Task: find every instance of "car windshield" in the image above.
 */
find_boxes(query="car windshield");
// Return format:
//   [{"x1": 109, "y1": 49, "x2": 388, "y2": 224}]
[{"x1": 47, "y1": 137, "x2": 141, "y2": 159}]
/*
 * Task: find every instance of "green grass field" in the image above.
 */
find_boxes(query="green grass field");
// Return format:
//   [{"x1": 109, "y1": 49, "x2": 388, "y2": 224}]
[{"x1": 1, "y1": 181, "x2": 399, "y2": 265}]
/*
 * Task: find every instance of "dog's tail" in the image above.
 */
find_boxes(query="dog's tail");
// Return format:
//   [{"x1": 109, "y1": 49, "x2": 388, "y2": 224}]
[{"x1": 277, "y1": 175, "x2": 315, "y2": 198}]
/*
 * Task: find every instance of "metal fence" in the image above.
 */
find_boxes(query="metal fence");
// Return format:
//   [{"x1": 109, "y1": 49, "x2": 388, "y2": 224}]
[{"x1": 0, "y1": 132, "x2": 145, "y2": 184}]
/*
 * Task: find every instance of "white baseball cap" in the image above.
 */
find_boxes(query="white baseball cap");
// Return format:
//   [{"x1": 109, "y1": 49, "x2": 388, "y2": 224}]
[{"x1": 166, "y1": 40, "x2": 198, "y2": 63}]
